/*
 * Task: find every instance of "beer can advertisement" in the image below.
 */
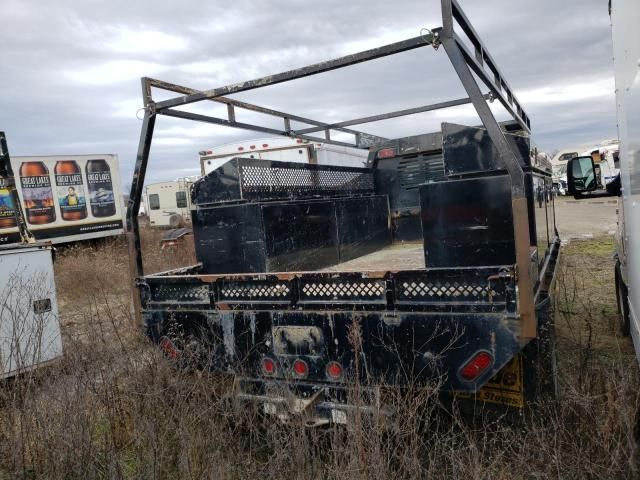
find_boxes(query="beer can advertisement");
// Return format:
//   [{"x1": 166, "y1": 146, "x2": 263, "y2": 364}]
[
  {"x1": 0, "y1": 185, "x2": 20, "y2": 245},
  {"x1": 0, "y1": 154, "x2": 124, "y2": 245}
]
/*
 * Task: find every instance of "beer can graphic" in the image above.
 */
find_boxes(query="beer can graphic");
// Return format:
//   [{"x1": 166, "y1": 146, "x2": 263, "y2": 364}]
[
  {"x1": 86, "y1": 159, "x2": 116, "y2": 218},
  {"x1": 55, "y1": 160, "x2": 87, "y2": 221},
  {"x1": 0, "y1": 186, "x2": 17, "y2": 228},
  {"x1": 19, "y1": 162, "x2": 56, "y2": 225}
]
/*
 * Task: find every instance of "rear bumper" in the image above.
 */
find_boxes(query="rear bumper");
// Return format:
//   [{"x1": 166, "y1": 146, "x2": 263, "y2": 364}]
[
  {"x1": 141, "y1": 266, "x2": 524, "y2": 393},
  {"x1": 234, "y1": 377, "x2": 385, "y2": 426},
  {"x1": 144, "y1": 308, "x2": 523, "y2": 393}
]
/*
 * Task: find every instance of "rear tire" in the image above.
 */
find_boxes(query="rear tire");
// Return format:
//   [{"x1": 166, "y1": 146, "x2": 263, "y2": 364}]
[
  {"x1": 615, "y1": 261, "x2": 631, "y2": 337},
  {"x1": 535, "y1": 296, "x2": 559, "y2": 401},
  {"x1": 169, "y1": 213, "x2": 184, "y2": 228},
  {"x1": 521, "y1": 294, "x2": 558, "y2": 405}
]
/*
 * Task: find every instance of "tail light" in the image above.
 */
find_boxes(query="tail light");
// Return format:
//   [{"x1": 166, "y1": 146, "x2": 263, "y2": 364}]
[
  {"x1": 326, "y1": 361, "x2": 343, "y2": 380},
  {"x1": 159, "y1": 337, "x2": 180, "y2": 360},
  {"x1": 459, "y1": 351, "x2": 493, "y2": 381},
  {"x1": 377, "y1": 147, "x2": 396, "y2": 159},
  {"x1": 292, "y1": 359, "x2": 308, "y2": 378},
  {"x1": 262, "y1": 357, "x2": 276, "y2": 376}
]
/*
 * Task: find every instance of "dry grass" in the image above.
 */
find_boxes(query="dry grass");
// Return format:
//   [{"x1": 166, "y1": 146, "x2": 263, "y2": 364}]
[{"x1": 0, "y1": 232, "x2": 638, "y2": 479}]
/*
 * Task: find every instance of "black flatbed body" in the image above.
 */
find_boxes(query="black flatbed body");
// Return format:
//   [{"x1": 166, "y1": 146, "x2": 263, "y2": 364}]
[{"x1": 128, "y1": 0, "x2": 560, "y2": 421}]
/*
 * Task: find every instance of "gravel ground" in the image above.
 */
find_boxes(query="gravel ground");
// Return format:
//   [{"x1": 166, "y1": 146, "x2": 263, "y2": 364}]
[{"x1": 553, "y1": 196, "x2": 618, "y2": 241}]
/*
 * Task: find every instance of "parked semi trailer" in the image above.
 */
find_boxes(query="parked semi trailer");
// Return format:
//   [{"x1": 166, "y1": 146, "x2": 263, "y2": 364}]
[
  {"x1": 199, "y1": 137, "x2": 369, "y2": 175},
  {"x1": 567, "y1": 0, "x2": 639, "y2": 360},
  {"x1": 0, "y1": 132, "x2": 63, "y2": 379},
  {"x1": 0, "y1": 153, "x2": 125, "y2": 246},
  {"x1": 127, "y1": 0, "x2": 560, "y2": 423}
]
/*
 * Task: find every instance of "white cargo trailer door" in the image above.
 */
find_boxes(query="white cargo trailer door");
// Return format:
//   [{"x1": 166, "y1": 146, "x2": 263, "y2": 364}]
[{"x1": 0, "y1": 245, "x2": 62, "y2": 378}]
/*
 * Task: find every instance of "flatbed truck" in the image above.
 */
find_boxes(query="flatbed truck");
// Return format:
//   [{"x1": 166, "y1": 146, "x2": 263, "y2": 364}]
[{"x1": 126, "y1": 0, "x2": 560, "y2": 423}]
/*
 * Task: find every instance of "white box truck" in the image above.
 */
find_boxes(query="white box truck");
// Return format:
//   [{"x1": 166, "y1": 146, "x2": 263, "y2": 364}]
[
  {"x1": 0, "y1": 154, "x2": 125, "y2": 246},
  {"x1": 567, "y1": 0, "x2": 640, "y2": 361},
  {"x1": 199, "y1": 137, "x2": 369, "y2": 176}
]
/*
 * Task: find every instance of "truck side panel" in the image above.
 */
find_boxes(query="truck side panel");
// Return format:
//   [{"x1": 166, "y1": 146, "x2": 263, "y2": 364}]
[
  {"x1": 0, "y1": 245, "x2": 62, "y2": 378},
  {"x1": 611, "y1": 0, "x2": 640, "y2": 363}
]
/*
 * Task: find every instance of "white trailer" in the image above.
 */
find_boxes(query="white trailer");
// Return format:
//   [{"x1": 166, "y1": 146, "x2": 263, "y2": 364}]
[
  {"x1": 144, "y1": 177, "x2": 195, "y2": 228},
  {"x1": 0, "y1": 133, "x2": 63, "y2": 379},
  {"x1": 0, "y1": 244, "x2": 62, "y2": 379},
  {"x1": 0, "y1": 154, "x2": 125, "y2": 246},
  {"x1": 199, "y1": 137, "x2": 369, "y2": 176},
  {"x1": 568, "y1": 0, "x2": 640, "y2": 362}
]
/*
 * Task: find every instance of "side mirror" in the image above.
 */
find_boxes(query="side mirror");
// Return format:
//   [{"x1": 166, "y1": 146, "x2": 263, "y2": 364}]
[{"x1": 567, "y1": 156, "x2": 597, "y2": 195}]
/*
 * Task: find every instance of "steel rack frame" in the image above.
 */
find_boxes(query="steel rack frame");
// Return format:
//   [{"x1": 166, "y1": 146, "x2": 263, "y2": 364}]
[{"x1": 127, "y1": 0, "x2": 537, "y2": 338}]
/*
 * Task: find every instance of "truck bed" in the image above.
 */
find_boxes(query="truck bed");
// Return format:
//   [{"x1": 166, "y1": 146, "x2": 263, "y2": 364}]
[{"x1": 321, "y1": 242, "x2": 425, "y2": 272}]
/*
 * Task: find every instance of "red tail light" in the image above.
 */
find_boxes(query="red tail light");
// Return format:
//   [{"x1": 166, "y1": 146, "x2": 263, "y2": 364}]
[
  {"x1": 159, "y1": 337, "x2": 180, "y2": 360},
  {"x1": 250, "y1": 145, "x2": 256, "y2": 149},
  {"x1": 262, "y1": 143, "x2": 269, "y2": 148},
  {"x1": 262, "y1": 357, "x2": 276, "y2": 376},
  {"x1": 460, "y1": 351, "x2": 493, "y2": 381},
  {"x1": 326, "y1": 361, "x2": 343, "y2": 380},
  {"x1": 377, "y1": 147, "x2": 396, "y2": 159},
  {"x1": 238, "y1": 146, "x2": 244, "y2": 151},
  {"x1": 293, "y1": 359, "x2": 308, "y2": 378}
]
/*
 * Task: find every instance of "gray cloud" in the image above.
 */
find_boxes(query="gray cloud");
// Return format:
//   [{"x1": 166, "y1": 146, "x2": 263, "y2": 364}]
[{"x1": 1, "y1": 0, "x2": 616, "y2": 187}]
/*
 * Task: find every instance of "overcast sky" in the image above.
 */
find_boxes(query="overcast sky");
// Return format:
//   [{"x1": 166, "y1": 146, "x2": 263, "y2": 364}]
[{"x1": 1, "y1": 0, "x2": 616, "y2": 187}]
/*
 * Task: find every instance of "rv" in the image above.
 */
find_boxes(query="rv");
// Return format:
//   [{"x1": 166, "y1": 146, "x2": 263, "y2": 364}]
[
  {"x1": 144, "y1": 177, "x2": 196, "y2": 228},
  {"x1": 199, "y1": 137, "x2": 369, "y2": 176},
  {"x1": 0, "y1": 154, "x2": 125, "y2": 246}
]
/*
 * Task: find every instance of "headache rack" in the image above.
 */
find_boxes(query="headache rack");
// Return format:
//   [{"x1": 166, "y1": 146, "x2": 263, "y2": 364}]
[
  {"x1": 127, "y1": 0, "x2": 536, "y2": 338},
  {"x1": 190, "y1": 157, "x2": 375, "y2": 205}
]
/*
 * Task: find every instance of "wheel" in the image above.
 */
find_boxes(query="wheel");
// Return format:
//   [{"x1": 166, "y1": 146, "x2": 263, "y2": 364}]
[
  {"x1": 615, "y1": 261, "x2": 630, "y2": 337},
  {"x1": 535, "y1": 296, "x2": 558, "y2": 401},
  {"x1": 169, "y1": 213, "x2": 184, "y2": 228},
  {"x1": 521, "y1": 294, "x2": 558, "y2": 405}
]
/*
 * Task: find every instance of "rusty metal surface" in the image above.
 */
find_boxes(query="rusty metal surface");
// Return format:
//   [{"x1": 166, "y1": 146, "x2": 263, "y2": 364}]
[{"x1": 320, "y1": 243, "x2": 425, "y2": 272}]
